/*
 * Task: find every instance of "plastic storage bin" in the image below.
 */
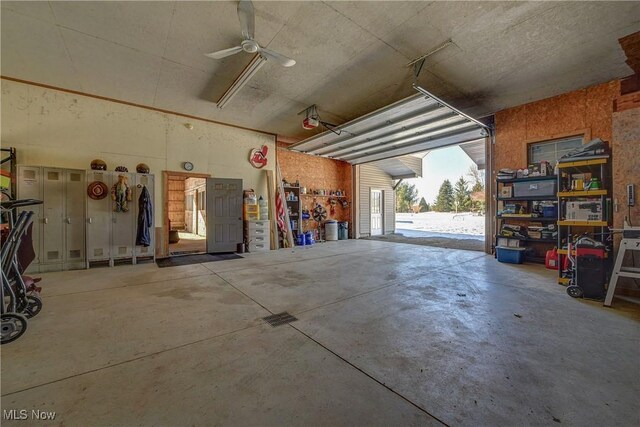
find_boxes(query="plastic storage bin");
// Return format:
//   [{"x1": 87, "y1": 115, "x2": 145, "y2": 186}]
[
  {"x1": 513, "y1": 180, "x2": 556, "y2": 198},
  {"x1": 496, "y1": 246, "x2": 526, "y2": 264},
  {"x1": 542, "y1": 205, "x2": 558, "y2": 218}
]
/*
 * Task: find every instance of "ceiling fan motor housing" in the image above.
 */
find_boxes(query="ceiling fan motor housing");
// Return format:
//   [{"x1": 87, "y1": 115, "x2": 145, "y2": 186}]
[{"x1": 242, "y1": 39, "x2": 259, "y2": 53}]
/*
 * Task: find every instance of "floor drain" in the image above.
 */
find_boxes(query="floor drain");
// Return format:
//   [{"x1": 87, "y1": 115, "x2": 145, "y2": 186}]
[{"x1": 263, "y1": 312, "x2": 298, "y2": 327}]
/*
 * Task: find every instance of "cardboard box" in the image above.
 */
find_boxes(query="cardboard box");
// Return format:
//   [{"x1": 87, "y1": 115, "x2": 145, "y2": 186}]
[
  {"x1": 565, "y1": 201, "x2": 602, "y2": 221},
  {"x1": 500, "y1": 186, "x2": 513, "y2": 198}
]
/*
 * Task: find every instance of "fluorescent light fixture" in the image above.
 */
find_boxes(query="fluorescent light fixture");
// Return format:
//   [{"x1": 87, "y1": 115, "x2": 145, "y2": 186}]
[{"x1": 216, "y1": 54, "x2": 266, "y2": 109}]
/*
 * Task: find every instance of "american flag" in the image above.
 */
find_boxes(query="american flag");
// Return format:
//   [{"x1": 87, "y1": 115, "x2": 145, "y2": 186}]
[{"x1": 275, "y1": 190, "x2": 286, "y2": 232}]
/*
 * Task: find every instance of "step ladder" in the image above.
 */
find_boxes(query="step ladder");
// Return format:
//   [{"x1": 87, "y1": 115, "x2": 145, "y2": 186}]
[{"x1": 604, "y1": 237, "x2": 640, "y2": 307}]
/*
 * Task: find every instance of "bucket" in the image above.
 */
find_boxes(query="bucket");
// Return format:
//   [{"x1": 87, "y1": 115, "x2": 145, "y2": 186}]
[
  {"x1": 325, "y1": 220, "x2": 338, "y2": 241},
  {"x1": 338, "y1": 222, "x2": 348, "y2": 240},
  {"x1": 305, "y1": 231, "x2": 315, "y2": 245},
  {"x1": 296, "y1": 233, "x2": 306, "y2": 246}
]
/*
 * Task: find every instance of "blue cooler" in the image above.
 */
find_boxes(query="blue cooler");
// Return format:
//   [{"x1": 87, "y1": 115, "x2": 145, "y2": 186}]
[
  {"x1": 296, "y1": 233, "x2": 306, "y2": 246},
  {"x1": 304, "y1": 231, "x2": 315, "y2": 245},
  {"x1": 496, "y1": 246, "x2": 526, "y2": 264}
]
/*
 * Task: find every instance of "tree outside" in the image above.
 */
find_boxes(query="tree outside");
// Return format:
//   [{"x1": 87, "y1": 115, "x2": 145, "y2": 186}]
[
  {"x1": 418, "y1": 197, "x2": 430, "y2": 212},
  {"x1": 467, "y1": 165, "x2": 486, "y2": 212},
  {"x1": 434, "y1": 179, "x2": 454, "y2": 212},
  {"x1": 395, "y1": 182, "x2": 419, "y2": 213},
  {"x1": 454, "y1": 177, "x2": 472, "y2": 212}
]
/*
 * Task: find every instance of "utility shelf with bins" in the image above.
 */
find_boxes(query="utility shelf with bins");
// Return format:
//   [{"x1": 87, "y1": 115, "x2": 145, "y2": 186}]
[
  {"x1": 283, "y1": 185, "x2": 301, "y2": 238},
  {"x1": 556, "y1": 155, "x2": 612, "y2": 285},
  {"x1": 495, "y1": 175, "x2": 558, "y2": 263}
]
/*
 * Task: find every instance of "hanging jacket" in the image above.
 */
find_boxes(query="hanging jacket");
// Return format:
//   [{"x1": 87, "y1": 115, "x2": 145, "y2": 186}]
[{"x1": 136, "y1": 186, "x2": 153, "y2": 247}]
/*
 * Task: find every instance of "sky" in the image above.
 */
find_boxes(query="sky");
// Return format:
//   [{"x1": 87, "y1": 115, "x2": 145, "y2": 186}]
[{"x1": 404, "y1": 146, "x2": 481, "y2": 204}]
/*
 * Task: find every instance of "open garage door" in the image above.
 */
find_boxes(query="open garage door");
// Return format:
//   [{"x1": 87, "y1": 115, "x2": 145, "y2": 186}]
[
  {"x1": 289, "y1": 86, "x2": 491, "y2": 243},
  {"x1": 288, "y1": 86, "x2": 490, "y2": 164}
]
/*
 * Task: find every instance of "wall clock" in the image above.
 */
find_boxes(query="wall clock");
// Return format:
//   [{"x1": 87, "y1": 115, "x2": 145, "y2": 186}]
[{"x1": 182, "y1": 161, "x2": 194, "y2": 171}]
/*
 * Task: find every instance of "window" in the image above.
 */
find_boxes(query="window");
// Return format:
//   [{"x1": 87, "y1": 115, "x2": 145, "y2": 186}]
[
  {"x1": 198, "y1": 191, "x2": 206, "y2": 210},
  {"x1": 528, "y1": 136, "x2": 583, "y2": 165}
]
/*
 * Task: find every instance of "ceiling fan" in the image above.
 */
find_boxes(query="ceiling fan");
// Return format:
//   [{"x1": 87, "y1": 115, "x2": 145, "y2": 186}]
[{"x1": 204, "y1": 0, "x2": 296, "y2": 67}]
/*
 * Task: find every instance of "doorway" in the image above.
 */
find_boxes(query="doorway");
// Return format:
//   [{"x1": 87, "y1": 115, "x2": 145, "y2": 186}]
[
  {"x1": 163, "y1": 171, "x2": 210, "y2": 257},
  {"x1": 371, "y1": 189, "x2": 383, "y2": 236}
]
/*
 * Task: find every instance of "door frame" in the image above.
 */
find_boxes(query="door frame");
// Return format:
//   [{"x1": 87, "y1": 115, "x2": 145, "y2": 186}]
[
  {"x1": 370, "y1": 188, "x2": 384, "y2": 236},
  {"x1": 162, "y1": 171, "x2": 210, "y2": 257}
]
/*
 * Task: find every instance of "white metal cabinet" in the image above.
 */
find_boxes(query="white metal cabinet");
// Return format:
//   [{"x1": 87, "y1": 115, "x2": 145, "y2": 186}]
[
  {"x1": 17, "y1": 166, "x2": 86, "y2": 272},
  {"x1": 86, "y1": 171, "x2": 156, "y2": 267},
  {"x1": 64, "y1": 170, "x2": 86, "y2": 268},
  {"x1": 42, "y1": 168, "x2": 65, "y2": 269}
]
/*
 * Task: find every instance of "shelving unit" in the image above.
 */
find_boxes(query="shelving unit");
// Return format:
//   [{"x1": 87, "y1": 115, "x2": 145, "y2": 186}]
[
  {"x1": 556, "y1": 155, "x2": 612, "y2": 284},
  {"x1": 495, "y1": 175, "x2": 558, "y2": 263},
  {"x1": 283, "y1": 185, "x2": 301, "y2": 238}
]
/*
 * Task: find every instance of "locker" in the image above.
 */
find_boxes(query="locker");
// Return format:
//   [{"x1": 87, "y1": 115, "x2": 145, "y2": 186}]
[
  {"x1": 111, "y1": 172, "x2": 135, "y2": 259},
  {"x1": 65, "y1": 170, "x2": 86, "y2": 269},
  {"x1": 85, "y1": 171, "x2": 156, "y2": 267},
  {"x1": 16, "y1": 166, "x2": 43, "y2": 268},
  {"x1": 42, "y1": 168, "x2": 65, "y2": 268},
  {"x1": 17, "y1": 166, "x2": 86, "y2": 272},
  {"x1": 133, "y1": 174, "x2": 155, "y2": 259},
  {"x1": 86, "y1": 171, "x2": 112, "y2": 262}
]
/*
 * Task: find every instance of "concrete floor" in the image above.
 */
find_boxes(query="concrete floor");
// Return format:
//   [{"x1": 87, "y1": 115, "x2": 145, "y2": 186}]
[
  {"x1": 169, "y1": 231, "x2": 206, "y2": 255},
  {"x1": 2, "y1": 240, "x2": 639, "y2": 426}
]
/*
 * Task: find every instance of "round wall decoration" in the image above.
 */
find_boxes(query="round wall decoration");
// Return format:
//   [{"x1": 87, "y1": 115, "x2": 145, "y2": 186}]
[
  {"x1": 136, "y1": 163, "x2": 150, "y2": 174},
  {"x1": 114, "y1": 166, "x2": 129, "y2": 172},
  {"x1": 87, "y1": 181, "x2": 109, "y2": 200},
  {"x1": 183, "y1": 161, "x2": 194, "y2": 171},
  {"x1": 249, "y1": 145, "x2": 268, "y2": 169}
]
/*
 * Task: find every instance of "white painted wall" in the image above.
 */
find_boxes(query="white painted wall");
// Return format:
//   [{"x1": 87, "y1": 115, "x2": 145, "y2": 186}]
[{"x1": 1, "y1": 79, "x2": 276, "y2": 226}]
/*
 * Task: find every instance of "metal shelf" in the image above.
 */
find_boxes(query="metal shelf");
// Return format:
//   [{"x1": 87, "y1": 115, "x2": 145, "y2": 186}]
[
  {"x1": 497, "y1": 215, "x2": 556, "y2": 222},
  {"x1": 497, "y1": 196, "x2": 556, "y2": 201},
  {"x1": 496, "y1": 235, "x2": 556, "y2": 243},
  {"x1": 557, "y1": 220, "x2": 608, "y2": 226},
  {"x1": 301, "y1": 194, "x2": 347, "y2": 198},
  {"x1": 497, "y1": 175, "x2": 557, "y2": 184},
  {"x1": 557, "y1": 157, "x2": 608, "y2": 169},
  {"x1": 557, "y1": 190, "x2": 607, "y2": 198}
]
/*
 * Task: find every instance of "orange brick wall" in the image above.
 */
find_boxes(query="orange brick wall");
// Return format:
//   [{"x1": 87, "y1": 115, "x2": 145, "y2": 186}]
[
  {"x1": 494, "y1": 79, "x2": 640, "y2": 291},
  {"x1": 494, "y1": 79, "x2": 639, "y2": 229},
  {"x1": 494, "y1": 80, "x2": 619, "y2": 170},
  {"x1": 277, "y1": 142, "x2": 352, "y2": 231}
]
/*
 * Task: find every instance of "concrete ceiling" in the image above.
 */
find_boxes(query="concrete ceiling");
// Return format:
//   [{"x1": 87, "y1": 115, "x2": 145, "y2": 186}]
[{"x1": 1, "y1": 1, "x2": 638, "y2": 138}]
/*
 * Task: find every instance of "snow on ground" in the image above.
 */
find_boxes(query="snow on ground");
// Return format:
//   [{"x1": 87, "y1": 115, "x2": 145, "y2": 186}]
[{"x1": 395, "y1": 212, "x2": 485, "y2": 237}]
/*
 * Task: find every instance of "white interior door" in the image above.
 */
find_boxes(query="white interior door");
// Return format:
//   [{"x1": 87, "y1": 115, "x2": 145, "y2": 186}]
[
  {"x1": 371, "y1": 189, "x2": 383, "y2": 236},
  {"x1": 206, "y1": 178, "x2": 242, "y2": 253}
]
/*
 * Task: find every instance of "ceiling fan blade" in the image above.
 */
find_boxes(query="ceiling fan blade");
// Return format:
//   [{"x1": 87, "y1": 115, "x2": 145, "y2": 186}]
[
  {"x1": 238, "y1": 0, "x2": 255, "y2": 40},
  {"x1": 204, "y1": 46, "x2": 243, "y2": 59},
  {"x1": 259, "y1": 47, "x2": 296, "y2": 67}
]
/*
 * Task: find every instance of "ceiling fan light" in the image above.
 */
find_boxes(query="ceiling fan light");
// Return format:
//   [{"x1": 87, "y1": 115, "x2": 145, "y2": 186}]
[{"x1": 216, "y1": 54, "x2": 267, "y2": 109}]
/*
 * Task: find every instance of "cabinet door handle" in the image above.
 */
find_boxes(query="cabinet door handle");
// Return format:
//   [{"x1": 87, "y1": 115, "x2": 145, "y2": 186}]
[
  {"x1": 66, "y1": 217, "x2": 71, "y2": 224},
  {"x1": 88, "y1": 218, "x2": 93, "y2": 224},
  {"x1": 43, "y1": 218, "x2": 49, "y2": 224}
]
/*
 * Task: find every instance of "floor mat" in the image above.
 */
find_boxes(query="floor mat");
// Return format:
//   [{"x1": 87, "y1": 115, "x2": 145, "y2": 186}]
[
  {"x1": 156, "y1": 253, "x2": 242, "y2": 268},
  {"x1": 169, "y1": 250, "x2": 203, "y2": 256}
]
